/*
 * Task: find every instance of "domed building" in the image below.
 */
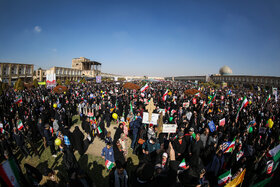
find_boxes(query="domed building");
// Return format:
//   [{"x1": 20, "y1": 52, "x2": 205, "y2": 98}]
[{"x1": 219, "y1": 66, "x2": 233, "y2": 75}]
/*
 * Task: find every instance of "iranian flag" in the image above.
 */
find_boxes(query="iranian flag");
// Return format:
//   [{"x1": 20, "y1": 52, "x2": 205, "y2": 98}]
[
  {"x1": 219, "y1": 118, "x2": 226, "y2": 127},
  {"x1": 194, "y1": 92, "x2": 200, "y2": 97},
  {"x1": 179, "y1": 158, "x2": 187, "y2": 169},
  {"x1": 224, "y1": 138, "x2": 236, "y2": 153},
  {"x1": 0, "y1": 128, "x2": 5, "y2": 134},
  {"x1": 207, "y1": 92, "x2": 216, "y2": 105},
  {"x1": 218, "y1": 170, "x2": 231, "y2": 186},
  {"x1": 15, "y1": 95, "x2": 22, "y2": 104},
  {"x1": 140, "y1": 83, "x2": 149, "y2": 93},
  {"x1": 162, "y1": 89, "x2": 168, "y2": 101},
  {"x1": 236, "y1": 150, "x2": 244, "y2": 161},
  {"x1": 0, "y1": 158, "x2": 21, "y2": 187},
  {"x1": 97, "y1": 126, "x2": 103, "y2": 134},
  {"x1": 265, "y1": 94, "x2": 271, "y2": 103},
  {"x1": 105, "y1": 160, "x2": 114, "y2": 170},
  {"x1": 236, "y1": 96, "x2": 249, "y2": 120},
  {"x1": 17, "y1": 121, "x2": 24, "y2": 131}
]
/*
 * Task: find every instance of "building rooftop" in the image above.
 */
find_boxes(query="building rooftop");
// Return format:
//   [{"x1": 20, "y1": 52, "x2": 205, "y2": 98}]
[{"x1": 0, "y1": 62, "x2": 34, "y2": 66}]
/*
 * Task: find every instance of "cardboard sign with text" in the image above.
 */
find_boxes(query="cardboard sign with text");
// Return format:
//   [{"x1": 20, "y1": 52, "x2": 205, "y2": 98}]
[
  {"x1": 162, "y1": 124, "x2": 177, "y2": 133},
  {"x1": 142, "y1": 112, "x2": 159, "y2": 125}
]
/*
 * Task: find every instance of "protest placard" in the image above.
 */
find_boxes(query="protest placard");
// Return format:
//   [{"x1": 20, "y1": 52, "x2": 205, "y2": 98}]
[
  {"x1": 142, "y1": 112, "x2": 159, "y2": 125},
  {"x1": 162, "y1": 124, "x2": 177, "y2": 133}
]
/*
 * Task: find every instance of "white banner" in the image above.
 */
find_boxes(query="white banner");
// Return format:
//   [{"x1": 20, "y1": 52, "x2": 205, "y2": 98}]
[
  {"x1": 162, "y1": 124, "x2": 177, "y2": 133},
  {"x1": 142, "y1": 112, "x2": 159, "y2": 125},
  {"x1": 46, "y1": 73, "x2": 56, "y2": 88}
]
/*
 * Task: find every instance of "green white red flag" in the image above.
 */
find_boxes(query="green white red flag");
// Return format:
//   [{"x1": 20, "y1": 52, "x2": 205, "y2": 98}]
[
  {"x1": 265, "y1": 94, "x2": 271, "y2": 103},
  {"x1": 179, "y1": 158, "x2": 187, "y2": 169},
  {"x1": 15, "y1": 95, "x2": 22, "y2": 104},
  {"x1": 17, "y1": 121, "x2": 24, "y2": 131},
  {"x1": 105, "y1": 160, "x2": 114, "y2": 170},
  {"x1": 162, "y1": 89, "x2": 168, "y2": 101},
  {"x1": 236, "y1": 96, "x2": 248, "y2": 120},
  {"x1": 97, "y1": 126, "x2": 103, "y2": 134},
  {"x1": 0, "y1": 158, "x2": 21, "y2": 187},
  {"x1": 140, "y1": 83, "x2": 149, "y2": 93},
  {"x1": 218, "y1": 170, "x2": 231, "y2": 186},
  {"x1": 236, "y1": 150, "x2": 244, "y2": 161},
  {"x1": 207, "y1": 92, "x2": 216, "y2": 105}
]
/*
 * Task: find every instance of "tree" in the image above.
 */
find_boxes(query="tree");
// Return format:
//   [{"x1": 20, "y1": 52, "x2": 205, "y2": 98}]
[
  {"x1": 57, "y1": 79, "x2": 62, "y2": 86},
  {"x1": 0, "y1": 82, "x2": 2, "y2": 95},
  {"x1": 65, "y1": 79, "x2": 70, "y2": 86},
  {"x1": 119, "y1": 77, "x2": 126, "y2": 82},
  {"x1": 33, "y1": 79, "x2": 39, "y2": 88},
  {"x1": 80, "y1": 77, "x2": 86, "y2": 84},
  {"x1": 15, "y1": 78, "x2": 24, "y2": 91}
]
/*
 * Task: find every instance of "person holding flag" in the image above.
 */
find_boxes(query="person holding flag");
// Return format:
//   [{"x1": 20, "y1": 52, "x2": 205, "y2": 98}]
[
  {"x1": 12, "y1": 127, "x2": 30, "y2": 158},
  {"x1": 101, "y1": 143, "x2": 115, "y2": 170},
  {"x1": 236, "y1": 96, "x2": 249, "y2": 120}
]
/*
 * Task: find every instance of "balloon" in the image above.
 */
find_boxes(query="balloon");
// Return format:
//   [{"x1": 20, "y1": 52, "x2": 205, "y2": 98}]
[
  {"x1": 53, "y1": 103, "x2": 57, "y2": 108},
  {"x1": 169, "y1": 117, "x2": 173, "y2": 122},
  {"x1": 55, "y1": 138, "x2": 61, "y2": 146},
  {"x1": 249, "y1": 100, "x2": 252, "y2": 104},
  {"x1": 101, "y1": 91, "x2": 103, "y2": 93},
  {"x1": 102, "y1": 95, "x2": 104, "y2": 98},
  {"x1": 112, "y1": 113, "x2": 118, "y2": 120},
  {"x1": 64, "y1": 92, "x2": 66, "y2": 94},
  {"x1": 268, "y1": 119, "x2": 274, "y2": 129},
  {"x1": 249, "y1": 126, "x2": 253, "y2": 133}
]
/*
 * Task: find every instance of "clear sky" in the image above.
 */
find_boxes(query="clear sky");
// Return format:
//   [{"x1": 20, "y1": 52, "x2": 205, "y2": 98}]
[{"x1": 0, "y1": 0, "x2": 280, "y2": 77}]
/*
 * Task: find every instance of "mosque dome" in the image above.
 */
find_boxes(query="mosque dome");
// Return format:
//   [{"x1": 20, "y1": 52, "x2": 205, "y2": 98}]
[{"x1": 219, "y1": 66, "x2": 233, "y2": 75}]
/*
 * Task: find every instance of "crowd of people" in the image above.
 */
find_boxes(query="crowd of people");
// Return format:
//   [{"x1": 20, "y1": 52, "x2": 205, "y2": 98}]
[{"x1": 0, "y1": 80, "x2": 279, "y2": 187}]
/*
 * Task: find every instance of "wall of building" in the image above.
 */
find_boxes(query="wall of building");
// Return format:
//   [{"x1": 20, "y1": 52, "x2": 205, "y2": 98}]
[
  {"x1": 0, "y1": 63, "x2": 34, "y2": 85},
  {"x1": 72, "y1": 57, "x2": 90, "y2": 70},
  {"x1": 165, "y1": 76, "x2": 207, "y2": 82},
  {"x1": 46, "y1": 66, "x2": 83, "y2": 81},
  {"x1": 211, "y1": 75, "x2": 280, "y2": 88}
]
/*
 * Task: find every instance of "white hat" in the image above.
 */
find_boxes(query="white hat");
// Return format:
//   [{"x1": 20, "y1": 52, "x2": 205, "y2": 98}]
[{"x1": 162, "y1": 152, "x2": 168, "y2": 158}]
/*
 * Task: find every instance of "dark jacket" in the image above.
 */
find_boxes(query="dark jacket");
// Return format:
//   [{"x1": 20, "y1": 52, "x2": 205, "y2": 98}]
[
  {"x1": 43, "y1": 128, "x2": 53, "y2": 145},
  {"x1": 63, "y1": 147, "x2": 79, "y2": 171},
  {"x1": 72, "y1": 126, "x2": 84, "y2": 154},
  {"x1": 13, "y1": 132, "x2": 25, "y2": 146},
  {"x1": 189, "y1": 140, "x2": 204, "y2": 157},
  {"x1": 82, "y1": 121, "x2": 91, "y2": 134},
  {"x1": 113, "y1": 144, "x2": 126, "y2": 166},
  {"x1": 173, "y1": 138, "x2": 187, "y2": 156}
]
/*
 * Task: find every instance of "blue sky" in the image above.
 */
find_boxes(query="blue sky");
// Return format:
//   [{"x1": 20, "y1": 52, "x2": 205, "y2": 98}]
[{"x1": 0, "y1": 0, "x2": 280, "y2": 77}]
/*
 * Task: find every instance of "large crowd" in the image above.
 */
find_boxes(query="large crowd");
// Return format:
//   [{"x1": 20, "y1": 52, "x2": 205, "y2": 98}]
[{"x1": 0, "y1": 81, "x2": 279, "y2": 187}]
